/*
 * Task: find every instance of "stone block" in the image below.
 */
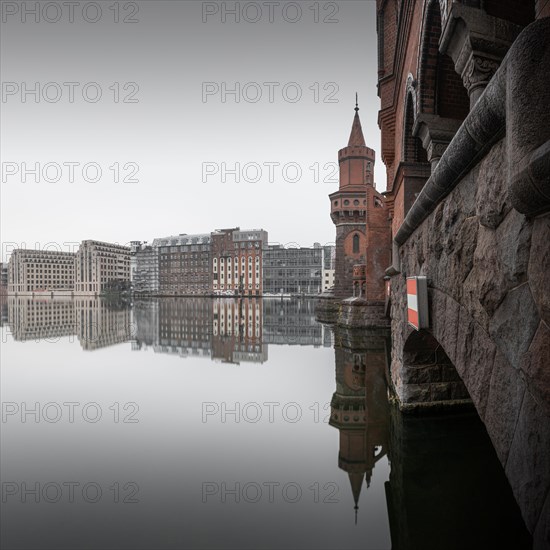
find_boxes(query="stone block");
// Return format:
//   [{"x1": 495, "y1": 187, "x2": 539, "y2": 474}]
[
  {"x1": 450, "y1": 380, "x2": 471, "y2": 400},
  {"x1": 430, "y1": 382, "x2": 451, "y2": 401},
  {"x1": 452, "y1": 304, "x2": 498, "y2": 418},
  {"x1": 505, "y1": 389, "x2": 550, "y2": 536},
  {"x1": 489, "y1": 283, "x2": 540, "y2": 370},
  {"x1": 528, "y1": 215, "x2": 550, "y2": 327},
  {"x1": 441, "y1": 363, "x2": 463, "y2": 382},
  {"x1": 475, "y1": 139, "x2": 511, "y2": 229},
  {"x1": 533, "y1": 490, "x2": 550, "y2": 550},
  {"x1": 484, "y1": 351, "x2": 526, "y2": 465},
  {"x1": 520, "y1": 321, "x2": 550, "y2": 418},
  {"x1": 403, "y1": 383, "x2": 431, "y2": 403}
]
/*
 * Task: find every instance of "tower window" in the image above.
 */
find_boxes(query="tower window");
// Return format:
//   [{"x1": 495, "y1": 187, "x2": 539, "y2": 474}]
[{"x1": 352, "y1": 234, "x2": 360, "y2": 254}]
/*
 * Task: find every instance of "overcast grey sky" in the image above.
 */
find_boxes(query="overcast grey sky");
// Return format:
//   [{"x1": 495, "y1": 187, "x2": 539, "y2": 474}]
[{"x1": 1, "y1": 0, "x2": 381, "y2": 261}]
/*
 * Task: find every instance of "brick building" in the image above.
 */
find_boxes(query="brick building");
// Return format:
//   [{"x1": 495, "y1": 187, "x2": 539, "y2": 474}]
[
  {"x1": 155, "y1": 233, "x2": 212, "y2": 295},
  {"x1": 211, "y1": 228, "x2": 267, "y2": 296}
]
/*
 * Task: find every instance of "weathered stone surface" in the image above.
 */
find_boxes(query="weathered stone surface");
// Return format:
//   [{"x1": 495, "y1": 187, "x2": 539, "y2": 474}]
[
  {"x1": 450, "y1": 380, "x2": 471, "y2": 400},
  {"x1": 489, "y1": 283, "x2": 540, "y2": 370},
  {"x1": 495, "y1": 208, "x2": 532, "y2": 285},
  {"x1": 441, "y1": 363, "x2": 463, "y2": 382},
  {"x1": 430, "y1": 289, "x2": 462, "y2": 363},
  {"x1": 520, "y1": 321, "x2": 550, "y2": 417},
  {"x1": 462, "y1": 226, "x2": 497, "y2": 331},
  {"x1": 315, "y1": 296, "x2": 341, "y2": 324},
  {"x1": 403, "y1": 383, "x2": 431, "y2": 403},
  {"x1": 338, "y1": 301, "x2": 390, "y2": 329},
  {"x1": 475, "y1": 139, "x2": 511, "y2": 229},
  {"x1": 528, "y1": 215, "x2": 550, "y2": 326},
  {"x1": 505, "y1": 390, "x2": 550, "y2": 535},
  {"x1": 533, "y1": 490, "x2": 550, "y2": 550},
  {"x1": 463, "y1": 209, "x2": 532, "y2": 330},
  {"x1": 402, "y1": 364, "x2": 440, "y2": 385},
  {"x1": 451, "y1": 306, "x2": 496, "y2": 419},
  {"x1": 484, "y1": 352, "x2": 526, "y2": 465},
  {"x1": 430, "y1": 382, "x2": 451, "y2": 401}
]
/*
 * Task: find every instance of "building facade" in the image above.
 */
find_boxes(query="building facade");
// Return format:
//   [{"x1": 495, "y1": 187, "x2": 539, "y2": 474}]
[
  {"x1": 75, "y1": 240, "x2": 131, "y2": 294},
  {"x1": 211, "y1": 228, "x2": 267, "y2": 297},
  {"x1": 263, "y1": 243, "x2": 324, "y2": 296},
  {"x1": 129, "y1": 240, "x2": 142, "y2": 284},
  {"x1": 8, "y1": 249, "x2": 76, "y2": 296},
  {"x1": 133, "y1": 244, "x2": 159, "y2": 294},
  {"x1": 0, "y1": 262, "x2": 9, "y2": 295},
  {"x1": 156, "y1": 233, "x2": 212, "y2": 295},
  {"x1": 323, "y1": 245, "x2": 336, "y2": 291}
]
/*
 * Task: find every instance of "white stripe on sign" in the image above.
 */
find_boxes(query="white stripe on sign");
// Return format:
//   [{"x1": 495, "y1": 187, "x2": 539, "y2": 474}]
[{"x1": 407, "y1": 293, "x2": 417, "y2": 311}]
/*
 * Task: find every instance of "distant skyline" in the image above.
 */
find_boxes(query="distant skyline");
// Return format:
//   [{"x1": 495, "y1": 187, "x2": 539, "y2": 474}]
[{"x1": 1, "y1": 1, "x2": 381, "y2": 262}]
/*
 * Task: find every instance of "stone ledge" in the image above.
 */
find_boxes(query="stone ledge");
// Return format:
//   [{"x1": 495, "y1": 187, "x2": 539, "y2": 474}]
[{"x1": 399, "y1": 398, "x2": 475, "y2": 415}]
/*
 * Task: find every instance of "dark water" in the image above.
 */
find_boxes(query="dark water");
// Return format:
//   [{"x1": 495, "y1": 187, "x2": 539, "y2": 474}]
[{"x1": 0, "y1": 297, "x2": 531, "y2": 549}]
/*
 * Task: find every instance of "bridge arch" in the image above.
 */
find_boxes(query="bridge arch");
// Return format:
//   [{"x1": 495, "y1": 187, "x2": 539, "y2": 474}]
[{"x1": 400, "y1": 326, "x2": 470, "y2": 411}]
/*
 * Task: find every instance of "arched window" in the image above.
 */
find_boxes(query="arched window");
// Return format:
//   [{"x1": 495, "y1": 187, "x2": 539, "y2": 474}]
[
  {"x1": 403, "y1": 94, "x2": 427, "y2": 163},
  {"x1": 352, "y1": 234, "x2": 360, "y2": 254}
]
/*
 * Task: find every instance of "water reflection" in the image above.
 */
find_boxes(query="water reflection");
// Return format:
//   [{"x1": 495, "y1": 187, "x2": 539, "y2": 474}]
[
  {"x1": 329, "y1": 328, "x2": 391, "y2": 522},
  {"x1": 0, "y1": 297, "x2": 531, "y2": 549}
]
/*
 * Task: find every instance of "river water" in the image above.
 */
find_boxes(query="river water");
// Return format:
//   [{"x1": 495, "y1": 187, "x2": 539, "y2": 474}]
[{"x1": 0, "y1": 297, "x2": 531, "y2": 549}]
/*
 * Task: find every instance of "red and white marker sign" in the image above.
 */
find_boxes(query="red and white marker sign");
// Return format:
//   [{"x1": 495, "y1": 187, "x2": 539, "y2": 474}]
[{"x1": 407, "y1": 276, "x2": 429, "y2": 330}]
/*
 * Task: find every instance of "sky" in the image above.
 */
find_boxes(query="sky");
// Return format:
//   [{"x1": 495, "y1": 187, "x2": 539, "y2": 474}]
[{"x1": 0, "y1": 0, "x2": 381, "y2": 261}]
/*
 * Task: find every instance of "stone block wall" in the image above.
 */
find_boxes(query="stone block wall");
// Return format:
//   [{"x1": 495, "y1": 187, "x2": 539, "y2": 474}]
[{"x1": 390, "y1": 135, "x2": 550, "y2": 545}]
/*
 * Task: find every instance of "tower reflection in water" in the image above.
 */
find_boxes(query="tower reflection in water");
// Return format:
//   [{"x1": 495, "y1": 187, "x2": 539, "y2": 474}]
[
  {"x1": 2, "y1": 296, "x2": 532, "y2": 549},
  {"x1": 329, "y1": 327, "x2": 390, "y2": 523}
]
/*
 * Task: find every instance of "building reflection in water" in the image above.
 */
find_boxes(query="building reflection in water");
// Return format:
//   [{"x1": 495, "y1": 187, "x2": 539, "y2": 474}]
[
  {"x1": 329, "y1": 327, "x2": 391, "y2": 522},
  {"x1": 6, "y1": 296, "x2": 132, "y2": 350},
  {"x1": 5, "y1": 297, "x2": 332, "y2": 362}
]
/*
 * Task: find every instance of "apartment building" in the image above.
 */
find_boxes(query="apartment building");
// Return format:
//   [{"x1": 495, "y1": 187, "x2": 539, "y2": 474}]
[
  {"x1": 75, "y1": 240, "x2": 131, "y2": 294},
  {"x1": 7, "y1": 249, "x2": 76, "y2": 295},
  {"x1": 155, "y1": 233, "x2": 211, "y2": 295}
]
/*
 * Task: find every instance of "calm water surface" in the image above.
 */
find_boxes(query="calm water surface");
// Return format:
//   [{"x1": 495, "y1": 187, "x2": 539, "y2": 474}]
[{"x1": 0, "y1": 297, "x2": 531, "y2": 549}]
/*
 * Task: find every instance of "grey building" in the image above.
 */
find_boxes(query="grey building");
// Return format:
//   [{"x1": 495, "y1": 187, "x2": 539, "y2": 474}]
[
  {"x1": 262, "y1": 243, "x2": 324, "y2": 296},
  {"x1": 0, "y1": 262, "x2": 8, "y2": 294},
  {"x1": 133, "y1": 244, "x2": 159, "y2": 294}
]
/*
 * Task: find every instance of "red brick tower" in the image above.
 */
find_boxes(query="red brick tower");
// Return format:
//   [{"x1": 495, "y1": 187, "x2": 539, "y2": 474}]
[{"x1": 329, "y1": 98, "x2": 375, "y2": 299}]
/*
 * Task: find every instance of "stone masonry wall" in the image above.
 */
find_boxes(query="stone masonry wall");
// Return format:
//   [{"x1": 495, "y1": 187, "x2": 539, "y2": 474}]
[{"x1": 390, "y1": 136, "x2": 550, "y2": 546}]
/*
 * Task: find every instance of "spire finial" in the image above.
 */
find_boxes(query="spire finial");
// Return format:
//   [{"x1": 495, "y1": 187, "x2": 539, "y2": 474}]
[
  {"x1": 355, "y1": 504, "x2": 358, "y2": 525},
  {"x1": 355, "y1": 93, "x2": 359, "y2": 112}
]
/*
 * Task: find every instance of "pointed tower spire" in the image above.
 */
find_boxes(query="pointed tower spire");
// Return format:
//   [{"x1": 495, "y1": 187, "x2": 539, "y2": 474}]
[
  {"x1": 348, "y1": 471, "x2": 364, "y2": 524},
  {"x1": 348, "y1": 95, "x2": 366, "y2": 147}
]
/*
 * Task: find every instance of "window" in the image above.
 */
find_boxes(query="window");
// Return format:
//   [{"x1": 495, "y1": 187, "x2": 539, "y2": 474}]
[{"x1": 352, "y1": 234, "x2": 360, "y2": 254}]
